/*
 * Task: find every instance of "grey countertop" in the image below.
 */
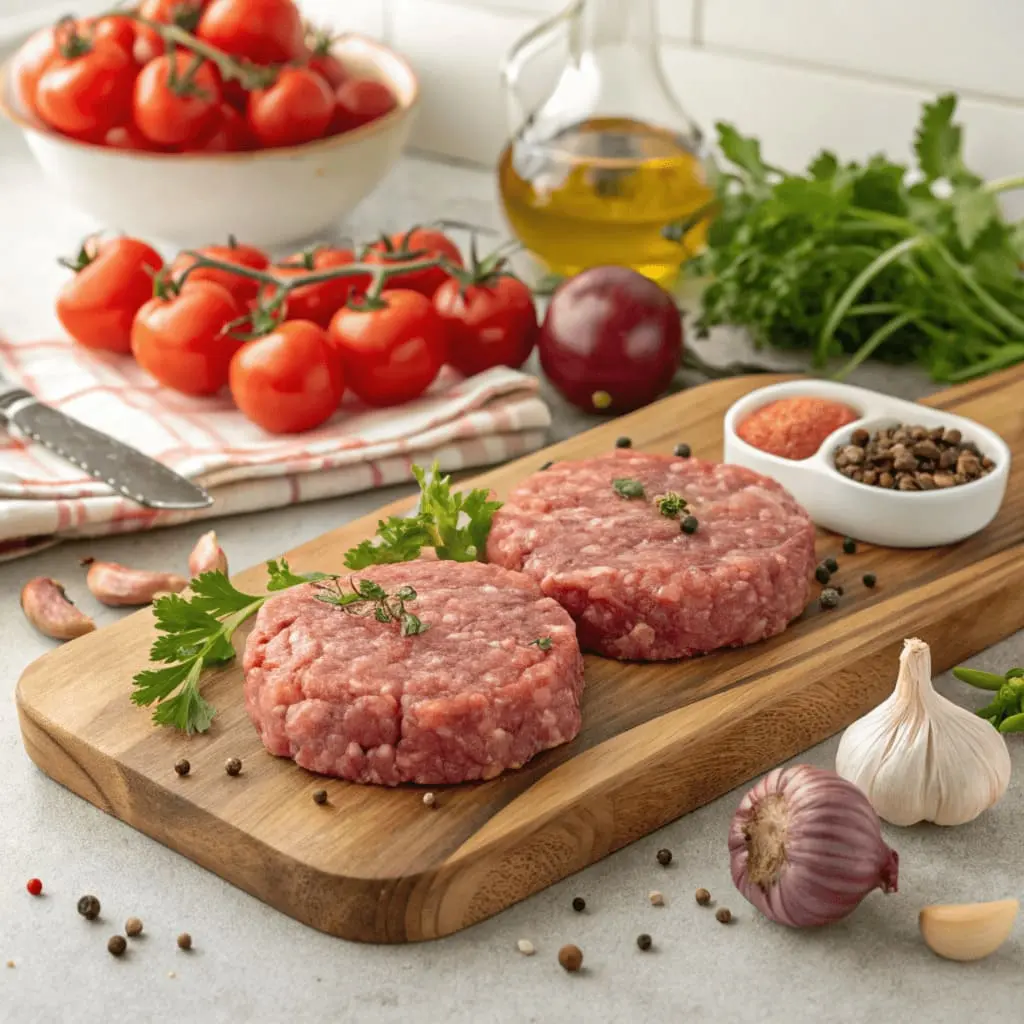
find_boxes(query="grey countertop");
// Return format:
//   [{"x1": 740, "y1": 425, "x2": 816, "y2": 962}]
[{"x1": 1, "y1": 120, "x2": 1021, "y2": 1023}]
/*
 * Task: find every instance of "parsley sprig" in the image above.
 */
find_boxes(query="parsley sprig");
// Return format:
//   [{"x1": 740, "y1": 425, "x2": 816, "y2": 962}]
[{"x1": 132, "y1": 463, "x2": 501, "y2": 734}]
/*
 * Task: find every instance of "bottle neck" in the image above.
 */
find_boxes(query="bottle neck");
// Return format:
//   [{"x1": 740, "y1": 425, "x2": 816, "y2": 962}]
[{"x1": 579, "y1": 0, "x2": 657, "y2": 50}]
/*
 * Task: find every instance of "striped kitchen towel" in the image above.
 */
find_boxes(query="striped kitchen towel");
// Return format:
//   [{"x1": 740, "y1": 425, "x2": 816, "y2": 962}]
[{"x1": 0, "y1": 335, "x2": 550, "y2": 559}]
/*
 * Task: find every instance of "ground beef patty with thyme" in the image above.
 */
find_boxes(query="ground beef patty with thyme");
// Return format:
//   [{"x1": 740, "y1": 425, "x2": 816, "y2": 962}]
[
  {"x1": 244, "y1": 559, "x2": 584, "y2": 785},
  {"x1": 486, "y1": 450, "x2": 816, "y2": 660}
]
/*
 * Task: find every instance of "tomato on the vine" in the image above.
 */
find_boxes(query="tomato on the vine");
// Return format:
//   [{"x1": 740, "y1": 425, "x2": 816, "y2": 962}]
[
  {"x1": 190, "y1": 103, "x2": 252, "y2": 151},
  {"x1": 171, "y1": 238, "x2": 268, "y2": 305},
  {"x1": 246, "y1": 67, "x2": 334, "y2": 148},
  {"x1": 263, "y1": 247, "x2": 367, "y2": 328},
  {"x1": 134, "y1": 0, "x2": 207, "y2": 64},
  {"x1": 331, "y1": 78, "x2": 395, "y2": 134},
  {"x1": 363, "y1": 228, "x2": 462, "y2": 299},
  {"x1": 104, "y1": 123, "x2": 165, "y2": 152},
  {"x1": 229, "y1": 320, "x2": 344, "y2": 434},
  {"x1": 13, "y1": 26, "x2": 57, "y2": 114},
  {"x1": 86, "y1": 16, "x2": 137, "y2": 57},
  {"x1": 55, "y1": 235, "x2": 163, "y2": 354},
  {"x1": 35, "y1": 35, "x2": 136, "y2": 139},
  {"x1": 197, "y1": 0, "x2": 305, "y2": 65},
  {"x1": 133, "y1": 51, "x2": 222, "y2": 147},
  {"x1": 433, "y1": 273, "x2": 538, "y2": 376},
  {"x1": 327, "y1": 290, "x2": 447, "y2": 407},
  {"x1": 307, "y1": 30, "x2": 349, "y2": 90},
  {"x1": 132, "y1": 278, "x2": 242, "y2": 395}
]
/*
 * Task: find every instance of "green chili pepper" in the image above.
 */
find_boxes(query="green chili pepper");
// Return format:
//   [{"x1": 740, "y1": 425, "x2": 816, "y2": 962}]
[
  {"x1": 976, "y1": 701, "x2": 1003, "y2": 721},
  {"x1": 953, "y1": 667, "x2": 1008, "y2": 691},
  {"x1": 997, "y1": 712, "x2": 1024, "y2": 733},
  {"x1": 1006, "y1": 667, "x2": 1024, "y2": 680}
]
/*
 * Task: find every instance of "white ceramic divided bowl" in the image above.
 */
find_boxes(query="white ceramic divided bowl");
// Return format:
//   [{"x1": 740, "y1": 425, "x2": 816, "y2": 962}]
[
  {"x1": 0, "y1": 35, "x2": 418, "y2": 248},
  {"x1": 723, "y1": 379, "x2": 1011, "y2": 548}
]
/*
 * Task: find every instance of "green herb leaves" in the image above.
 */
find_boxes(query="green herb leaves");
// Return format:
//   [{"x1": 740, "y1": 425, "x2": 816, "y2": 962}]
[
  {"x1": 529, "y1": 636, "x2": 553, "y2": 651},
  {"x1": 313, "y1": 578, "x2": 429, "y2": 637},
  {"x1": 686, "y1": 94, "x2": 1024, "y2": 383},
  {"x1": 344, "y1": 462, "x2": 502, "y2": 568},
  {"x1": 613, "y1": 478, "x2": 646, "y2": 499},
  {"x1": 655, "y1": 491, "x2": 687, "y2": 518}
]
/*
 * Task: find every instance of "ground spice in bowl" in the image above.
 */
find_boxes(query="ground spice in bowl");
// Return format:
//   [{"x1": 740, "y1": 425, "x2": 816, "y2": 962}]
[{"x1": 736, "y1": 397, "x2": 860, "y2": 460}]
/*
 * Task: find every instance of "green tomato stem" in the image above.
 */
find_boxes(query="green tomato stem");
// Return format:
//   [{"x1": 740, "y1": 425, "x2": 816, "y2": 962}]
[{"x1": 983, "y1": 174, "x2": 1024, "y2": 196}]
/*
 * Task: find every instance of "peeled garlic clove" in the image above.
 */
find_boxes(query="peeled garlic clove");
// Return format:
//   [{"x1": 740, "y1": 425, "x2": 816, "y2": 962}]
[
  {"x1": 86, "y1": 562, "x2": 188, "y2": 607},
  {"x1": 189, "y1": 530, "x2": 228, "y2": 577},
  {"x1": 920, "y1": 899, "x2": 1018, "y2": 962},
  {"x1": 836, "y1": 638, "x2": 1011, "y2": 827}
]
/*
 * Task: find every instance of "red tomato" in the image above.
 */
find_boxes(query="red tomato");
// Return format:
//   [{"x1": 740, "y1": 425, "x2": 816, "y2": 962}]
[
  {"x1": 229, "y1": 320, "x2": 344, "y2": 433},
  {"x1": 327, "y1": 290, "x2": 446, "y2": 407},
  {"x1": 363, "y1": 228, "x2": 462, "y2": 299},
  {"x1": 197, "y1": 0, "x2": 305, "y2": 65},
  {"x1": 104, "y1": 122, "x2": 165, "y2": 152},
  {"x1": 131, "y1": 279, "x2": 242, "y2": 395},
  {"x1": 433, "y1": 275, "x2": 539, "y2": 376},
  {"x1": 134, "y1": 0, "x2": 207, "y2": 64},
  {"x1": 87, "y1": 16, "x2": 137, "y2": 56},
  {"x1": 133, "y1": 51, "x2": 222, "y2": 147},
  {"x1": 55, "y1": 236, "x2": 164, "y2": 354},
  {"x1": 171, "y1": 239, "x2": 269, "y2": 305},
  {"x1": 331, "y1": 78, "x2": 395, "y2": 134},
  {"x1": 246, "y1": 67, "x2": 334, "y2": 148},
  {"x1": 13, "y1": 26, "x2": 57, "y2": 114},
  {"x1": 263, "y1": 247, "x2": 367, "y2": 328},
  {"x1": 190, "y1": 103, "x2": 252, "y2": 151},
  {"x1": 307, "y1": 31, "x2": 349, "y2": 89},
  {"x1": 35, "y1": 37, "x2": 137, "y2": 139}
]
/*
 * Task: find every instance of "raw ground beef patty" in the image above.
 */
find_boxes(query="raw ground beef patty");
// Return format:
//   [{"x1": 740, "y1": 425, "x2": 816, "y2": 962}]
[
  {"x1": 486, "y1": 451, "x2": 817, "y2": 660},
  {"x1": 244, "y1": 560, "x2": 584, "y2": 785}
]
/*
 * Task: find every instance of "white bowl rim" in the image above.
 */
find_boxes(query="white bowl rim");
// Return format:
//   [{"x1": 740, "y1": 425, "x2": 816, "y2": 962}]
[{"x1": 0, "y1": 32, "x2": 419, "y2": 163}]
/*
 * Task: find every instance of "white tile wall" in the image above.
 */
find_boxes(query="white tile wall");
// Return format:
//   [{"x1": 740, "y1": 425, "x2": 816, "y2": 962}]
[{"x1": 308, "y1": 1, "x2": 1024, "y2": 188}]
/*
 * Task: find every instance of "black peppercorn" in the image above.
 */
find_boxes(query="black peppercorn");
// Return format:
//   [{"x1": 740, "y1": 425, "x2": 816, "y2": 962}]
[
  {"x1": 842, "y1": 537, "x2": 857, "y2": 554},
  {"x1": 673, "y1": 443, "x2": 691, "y2": 458},
  {"x1": 819, "y1": 587, "x2": 841, "y2": 609},
  {"x1": 615, "y1": 436, "x2": 632, "y2": 449},
  {"x1": 863, "y1": 572, "x2": 877, "y2": 588},
  {"x1": 655, "y1": 848, "x2": 672, "y2": 867},
  {"x1": 77, "y1": 895, "x2": 101, "y2": 921},
  {"x1": 571, "y1": 896, "x2": 586, "y2": 913},
  {"x1": 107, "y1": 935, "x2": 127, "y2": 957},
  {"x1": 636, "y1": 933, "x2": 652, "y2": 951},
  {"x1": 681, "y1": 515, "x2": 699, "y2": 535},
  {"x1": 824, "y1": 557, "x2": 839, "y2": 573},
  {"x1": 173, "y1": 758, "x2": 190, "y2": 777},
  {"x1": 312, "y1": 789, "x2": 328, "y2": 805},
  {"x1": 225, "y1": 757, "x2": 242, "y2": 777},
  {"x1": 695, "y1": 888, "x2": 711, "y2": 906},
  {"x1": 716, "y1": 908, "x2": 733, "y2": 925},
  {"x1": 814, "y1": 564, "x2": 831, "y2": 584},
  {"x1": 177, "y1": 933, "x2": 193, "y2": 951}
]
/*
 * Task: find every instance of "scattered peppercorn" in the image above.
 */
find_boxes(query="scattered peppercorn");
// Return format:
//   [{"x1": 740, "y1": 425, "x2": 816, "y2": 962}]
[
  {"x1": 814, "y1": 564, "x2": 831, "y2": 584},
  {"x1": 77, "y1": 895, "x2": 101, "y2": 920},
  {"x1": 863, "y1": 573, "x2": 877, "y2": 588},
  {"x1": 312, "y1": 789, "x2": 328, "y2": 805},
  {"x1": 656, "y1": 848, "x2": 672, "y2": 867},
  {"x1": 843, "y1": 537, "x2": 857, "y2": 554},
  {"x1": 173, "y1": 758, "x2": 190, "y2": 777},
  {"x1": 681, "y1": 515, "x2": 699, "y2": 535},
  {"x1": 673, "y1": 443, "x2": 692, "y2": 458},
  {"x1": 824, "y1": 557, "x2": 839, "y2": 573},
  {"x1": 716, "y1": 908, "x2": 733, "y2": 924},
  {"x1": 125, "y1": 917, "x2": 143, "y2": 938},
  {"x1": 5, "y1": 960, "x2": 13, "y2": 968},
  {"x1": 558, "y1": 944, "x2": 583, "y2": 973},
  {"x1": 25, "y1": 879, "x2": 42, "y2": 896},
  {"x1": 615, "y1": 436, "x2": 632, "y2": 449},
  {"x1": 819, "y1": 587, "x2": 841, "y2": 609},
  {"x1": 636, "y1": 933, "x2": 653, "y2": 951},
  {"x1": 422, "y1": 792, "x2": 436, "y2": 808},
  {"x1": 648, "y1": 890, "x2": 665, "y2": 906},
  {"x1": 571, "y1": 896, "x2": 586, "y2": 913},
  {"x1": 540, "y1": 461, "x2": 553, "y2": 471},
  {"x1": 695, "y1": 887, "x2": 711, "y2": 906},
  {"x1": 107, "y1": 935, "x2": 127, "y2": 957},
  {"x1": 177, "y1": 933, "x2": 193, "y2": 951},
  {"x1": 225, "y1": 757, "x2": 242, "y2": 777}
]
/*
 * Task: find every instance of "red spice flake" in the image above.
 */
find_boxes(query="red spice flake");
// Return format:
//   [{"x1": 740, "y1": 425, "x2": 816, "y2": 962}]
[
  {"x1": 737, "y1": 397, "x2": 859, "y2": 461},
  {"x1": 25, "y1": 878, "x2": 43, "y2": 896}
]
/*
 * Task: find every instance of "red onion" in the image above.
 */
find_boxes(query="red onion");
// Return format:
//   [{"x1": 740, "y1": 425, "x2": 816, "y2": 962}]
[{"x1": 729, "y1": 764, "x2": 899, "y2": 928}]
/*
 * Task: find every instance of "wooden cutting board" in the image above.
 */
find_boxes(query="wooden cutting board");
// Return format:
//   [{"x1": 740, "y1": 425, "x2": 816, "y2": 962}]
[{"x1": 16, "y1": 367, "x2": 1024, "y2": 943}]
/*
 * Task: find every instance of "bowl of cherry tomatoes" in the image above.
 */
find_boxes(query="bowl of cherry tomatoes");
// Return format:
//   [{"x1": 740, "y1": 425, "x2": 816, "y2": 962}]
[{"x1": 0, "y1": 1, "x2": 418, "y2": 247}]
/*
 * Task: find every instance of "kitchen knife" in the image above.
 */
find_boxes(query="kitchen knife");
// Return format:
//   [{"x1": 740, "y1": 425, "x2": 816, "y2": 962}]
[{"x1": 0, "y1": 378, "x2": 213, "y2": 510}]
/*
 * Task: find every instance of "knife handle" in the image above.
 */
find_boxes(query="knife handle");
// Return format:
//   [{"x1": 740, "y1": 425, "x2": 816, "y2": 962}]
[{"x1": 0, "y1": 385, "x2": 33, "y2": 417}]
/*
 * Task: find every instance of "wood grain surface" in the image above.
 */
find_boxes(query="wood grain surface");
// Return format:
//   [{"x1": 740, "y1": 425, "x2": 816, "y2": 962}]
[{"x1": 16, "y1": 367, "x2": 1024, "y2": 943}]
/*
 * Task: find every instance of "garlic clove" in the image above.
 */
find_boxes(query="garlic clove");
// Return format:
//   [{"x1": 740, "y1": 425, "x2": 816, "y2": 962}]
[{"x1": 919, "y1": 899, "x2": 1019, "y2": 962}]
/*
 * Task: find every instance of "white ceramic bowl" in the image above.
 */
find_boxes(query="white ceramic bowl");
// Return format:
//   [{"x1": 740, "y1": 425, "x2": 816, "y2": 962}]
[
  {"x1": 723, "y1": 379, "x2": 1011, "y2": 548},
  {"x1": 0, "y1": 35, "x2": 418, "y2": 248}
]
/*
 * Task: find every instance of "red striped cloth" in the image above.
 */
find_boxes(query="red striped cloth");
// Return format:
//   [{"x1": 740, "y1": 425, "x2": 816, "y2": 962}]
[{"x1": 0, "y1": 335, "x2": 550, "y2": 559}]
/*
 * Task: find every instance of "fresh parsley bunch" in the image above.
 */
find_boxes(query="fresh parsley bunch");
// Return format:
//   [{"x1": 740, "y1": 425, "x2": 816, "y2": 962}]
[{"x1": 686, "y1": 94, "x2": 1024, "y2": 382}]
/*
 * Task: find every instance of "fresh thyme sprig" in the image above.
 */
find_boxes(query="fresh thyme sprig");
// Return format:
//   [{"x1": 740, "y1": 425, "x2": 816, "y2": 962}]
[{"x1": 312, "y1": 578, "x2": 429, "y2": 637}]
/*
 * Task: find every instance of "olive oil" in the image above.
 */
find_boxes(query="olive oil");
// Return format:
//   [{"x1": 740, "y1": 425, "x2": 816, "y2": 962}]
[{"x1": 499, "y1": 118, "x2": 712, "y2": 288}]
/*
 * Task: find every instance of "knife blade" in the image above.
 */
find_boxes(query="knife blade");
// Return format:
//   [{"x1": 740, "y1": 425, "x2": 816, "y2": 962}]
[{"x1": 0, "y1": 381, "x2": 213, "y2": 510}]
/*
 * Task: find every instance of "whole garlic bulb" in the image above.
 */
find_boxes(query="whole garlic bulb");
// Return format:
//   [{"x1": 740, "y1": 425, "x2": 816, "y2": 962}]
[{"x1": 836, "y1": 638, "x2": 1011, "y2": 826}]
